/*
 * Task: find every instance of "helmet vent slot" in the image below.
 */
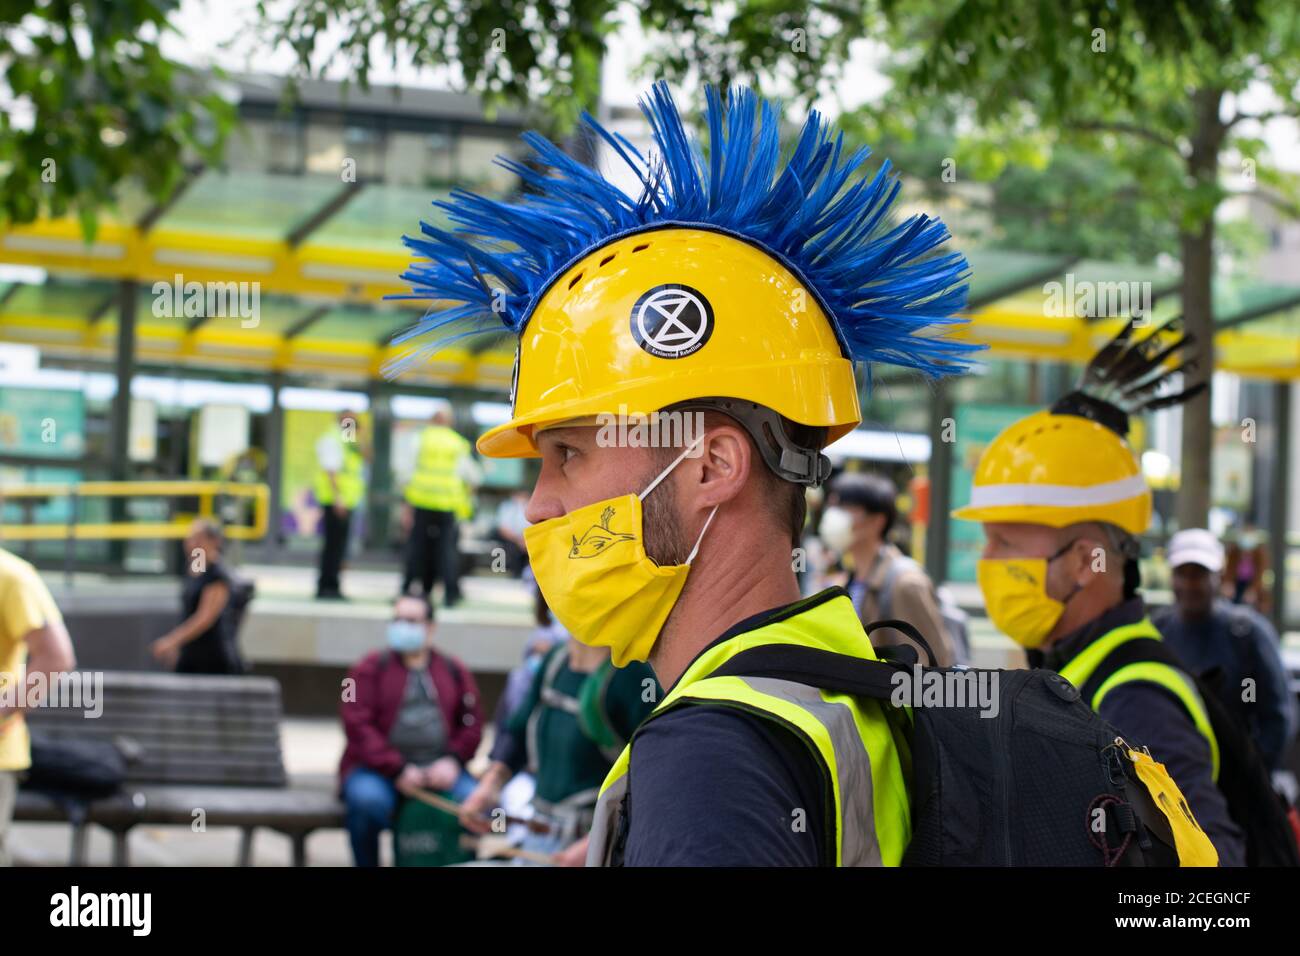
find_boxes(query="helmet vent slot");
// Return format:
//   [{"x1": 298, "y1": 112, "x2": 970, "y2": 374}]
[
  {"x1": 599, "y1": 253, "x2": 617, "y2": 267},
  {"x1": 632, "y1": 243, "x2": 650, "y2": 253},
  {"x1": 568, "y1": 272, "x2": 585, "y2": 290}
]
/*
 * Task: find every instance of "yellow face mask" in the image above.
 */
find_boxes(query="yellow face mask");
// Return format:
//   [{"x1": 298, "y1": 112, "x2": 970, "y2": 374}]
[
  {"x1": 976, "y1": 539, "x2": 1079, "y2": 650},
  {"x1": 524, "y1": 437, "x2": 717, "y2": 667}
]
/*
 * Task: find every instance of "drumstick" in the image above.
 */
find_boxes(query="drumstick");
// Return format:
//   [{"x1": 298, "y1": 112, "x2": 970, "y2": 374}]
[
  {"x1": 482, "y1": 843, "x2": 557, "y2": 866},
  {"x1": 406, "y1": 786, "x2": 553, "y2": 833}
]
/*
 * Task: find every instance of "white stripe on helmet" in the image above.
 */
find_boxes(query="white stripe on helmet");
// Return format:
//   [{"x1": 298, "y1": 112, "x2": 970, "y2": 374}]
[{"x1": 968, "y1": 474, "x2": 1148, "y2": 509}]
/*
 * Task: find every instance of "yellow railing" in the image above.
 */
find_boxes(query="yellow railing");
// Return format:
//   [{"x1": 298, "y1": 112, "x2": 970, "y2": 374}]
[{"x1": 0, "y1": 481, "x2": 270, "y2": 542}]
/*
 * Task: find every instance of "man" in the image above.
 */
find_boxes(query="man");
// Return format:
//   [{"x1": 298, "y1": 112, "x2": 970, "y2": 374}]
[
  {"x1": 822, "y1": 472, "x2": 956, "y2": 665},
  {"x1": 338, "y1": 594, "x2": 483, "y2": 866},
  {"x1": 1153, "y1": 528, "x2": 1296, "y2": 772},
  {"x1": 401, "y1": 405, "x2": 473, "y2": 606},
  {"x1": 390, "y1": 83, "x2": 977, "y2": 865},
  {"x1": 0, "y1": 545, "x2": 76, "y2": 866},
  {"x1": 952, "y1": 320, "x2": 1247, "y2": 865},
  {"x1": 460, "y1": 636, "x2": 658, "y2": 866},
  {"x1": 315, "y1": 410, "x2": 367, "y2": 600},
  {"x1": 151, "y1": 519, "x2": 243, "y2": 674}
]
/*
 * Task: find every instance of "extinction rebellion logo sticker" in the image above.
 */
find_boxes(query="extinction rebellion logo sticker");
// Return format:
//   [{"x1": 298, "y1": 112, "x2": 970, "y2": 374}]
[{"x1": 630, "y1": 284, "x2": 715, "y2": 359}]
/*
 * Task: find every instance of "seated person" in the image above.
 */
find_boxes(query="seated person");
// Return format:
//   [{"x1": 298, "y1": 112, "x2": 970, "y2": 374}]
[
  {"x1": 338, "y1": 594, "x2": 483, "y2": 866},
  {"x1": 461, "y1": 634, "x2": 659, "y2": 866}
]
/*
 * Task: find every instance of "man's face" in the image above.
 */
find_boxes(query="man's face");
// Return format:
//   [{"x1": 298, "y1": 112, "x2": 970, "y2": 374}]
[
  {"x1": 1172, "y1": 563, "x2": 1217, "y2": 617},
  {"x1": 527, "y1": 426, "x2": 660, "y2": 522},
  {"x1": 981, "y1": 521, "x2": 1087, "y2": 600},
  {"x1": 836, "y1": 502, "x2": 884, "y2": 549},
  {"x1": 393, "y1": 596, "x2": 433, "y2": 644},
  {"x1": 528, "y1": 426, "x2": 687, "y2": 564},
  {"x1": 981, "y1": 521, "x2": 1062, "y2": 561}
]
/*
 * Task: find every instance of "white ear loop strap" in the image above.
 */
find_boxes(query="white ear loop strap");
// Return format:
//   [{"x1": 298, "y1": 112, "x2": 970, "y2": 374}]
[
  {"x1": 638, "y1": 433, "x2": 706, "y2": 502},
  {"x1": 635, "y1": 433, "x2": 716, "y2": 565},
  {"x1": 686, "y1": 505, "x2": 719, "y2": 564}
]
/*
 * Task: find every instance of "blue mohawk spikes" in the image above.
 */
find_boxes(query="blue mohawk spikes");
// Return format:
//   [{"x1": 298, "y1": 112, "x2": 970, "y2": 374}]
[{"x1": 387, "y1": 82, "x2": 979, "y2": 378}]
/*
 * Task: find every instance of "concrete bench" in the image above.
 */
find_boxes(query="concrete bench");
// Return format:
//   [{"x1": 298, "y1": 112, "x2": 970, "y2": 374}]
[{"x1": 15, "y1": 671, "x2": 344, "y2": 865}]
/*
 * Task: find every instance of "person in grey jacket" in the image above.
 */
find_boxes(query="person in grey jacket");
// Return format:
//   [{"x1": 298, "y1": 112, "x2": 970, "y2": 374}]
[
  {"x1": 821, "y1": 472, "x2": 957, "y2": 666},
  {"x1": 1153, "y1": 528, "x2": 1296, "y2": 772}
]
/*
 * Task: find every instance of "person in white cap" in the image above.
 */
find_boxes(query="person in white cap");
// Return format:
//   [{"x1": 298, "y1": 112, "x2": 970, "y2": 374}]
[{"x1": 1152, "y1": 528, "x2": 1297, "y2": 772}]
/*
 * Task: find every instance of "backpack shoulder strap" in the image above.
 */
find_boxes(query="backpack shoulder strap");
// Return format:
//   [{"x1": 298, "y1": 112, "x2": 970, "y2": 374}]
[
  {"x1": 577, "y1": 660, "x2": 624, "y2": 760},
  {"x1": 709, "y1": 641, "x2": 904, "y2": 700},
  {"x1": 437, "y1": 652, "x2": 475, "y2": 714}
]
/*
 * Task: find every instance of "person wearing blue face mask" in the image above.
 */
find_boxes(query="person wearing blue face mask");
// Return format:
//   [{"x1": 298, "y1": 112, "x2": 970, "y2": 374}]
[{"x1": 338, "y1": 594, "x2": 484, "y2": 866}]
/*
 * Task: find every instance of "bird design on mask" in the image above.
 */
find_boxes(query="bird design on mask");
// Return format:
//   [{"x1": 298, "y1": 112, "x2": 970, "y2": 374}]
[{"x1": 570, "y1": 506, "x2": 636, "y2": 558}]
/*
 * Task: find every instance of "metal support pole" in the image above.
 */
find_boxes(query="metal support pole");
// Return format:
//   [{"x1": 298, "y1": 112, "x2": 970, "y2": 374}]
[
  {"x1": 64, "y1": 488, "x2": 78, "y2": 590},
  {"x1": 1270, "y1": 380, "x2": 1291, "y2": 632},
  {"x1": 108, "y1": 281, "x2": 137, "y2": 568},
  {"x1": 367, "y1": 383, "x2": 394, "y2": 552},
  {"x1": 264, "y1": 373, "x2": 286, "y2": 562},
  {"x1": 925, "y1": 379, "x2": 955, "y2": 585}
]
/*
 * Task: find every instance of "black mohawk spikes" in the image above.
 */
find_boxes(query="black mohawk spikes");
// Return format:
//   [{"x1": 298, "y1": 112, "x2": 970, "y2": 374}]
[{"x1": 1050, "y1": 315, "x2": 1207, "y2": 437}]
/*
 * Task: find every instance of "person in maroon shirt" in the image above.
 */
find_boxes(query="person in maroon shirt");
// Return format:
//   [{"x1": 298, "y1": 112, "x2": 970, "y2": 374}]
[{"x1": 338, "y1": 594, "x2": 483, "y2": 866}]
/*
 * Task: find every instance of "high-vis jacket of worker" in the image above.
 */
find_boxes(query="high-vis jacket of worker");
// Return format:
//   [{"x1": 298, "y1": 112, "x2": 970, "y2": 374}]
[
  {"x1": 314, "y1": 432, "x2": 366, "y2": 509},
  {"x1": 1057, "y1": 617, "x2": 1220, "y2": 780},
  {"x1": 586, "y1": 589, "x2": 912, "y2": 867},
  {"x1": 405, "y1": 425, "x2": 472, "y2": 517},
  {"x1": 1040, "y1": 600, "x2": 1246, "y2": 866}
]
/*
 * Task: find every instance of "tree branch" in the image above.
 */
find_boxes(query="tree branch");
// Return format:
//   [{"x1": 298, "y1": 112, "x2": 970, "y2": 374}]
[
  {"x1": 1228, "y1": 186, "x2": 1300, "y2": 219},
  {"x1": 1225, "y1": 108, "x2": 1300, "y2": 130},
  {"x1": 1070, "y1": 120, "x2": 1181, "y2": 153}
]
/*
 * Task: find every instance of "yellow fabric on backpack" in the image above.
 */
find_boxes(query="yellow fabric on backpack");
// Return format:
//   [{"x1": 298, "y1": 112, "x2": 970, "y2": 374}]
[{"x1": 1126, "y1": 747, "x2": 1219, "y2": 867}]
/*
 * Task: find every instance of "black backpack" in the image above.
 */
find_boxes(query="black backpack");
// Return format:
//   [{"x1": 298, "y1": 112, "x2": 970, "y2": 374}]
[
  {"x1": 712, "y1": 620, "x2": 1196, "y2": 866},
  {"x1": 1078, "y1": 636, "x2": 1300, "y2": 867},
  {"x1": 227, "y1": 575, "x2": 256, "y2": 635},
  {"x1": 25, "y1": 731, "x2": 127, "y2": 800}
]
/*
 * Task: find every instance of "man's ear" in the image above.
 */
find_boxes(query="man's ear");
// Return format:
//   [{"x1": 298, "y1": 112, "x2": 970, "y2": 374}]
[{"x1": 694, "y1": 425, "x2": 753, "y2": 507}]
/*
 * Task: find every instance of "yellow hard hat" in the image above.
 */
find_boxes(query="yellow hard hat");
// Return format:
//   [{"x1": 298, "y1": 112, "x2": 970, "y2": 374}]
[
  {"x1": 388, "y1": 83, "x2": 979, "y2": 477},
  {"x1": 950, "y1": 316, "x2": 1213, "y2": 536},
  {"x1": 951, "y1": 409, "x2": 1151, "y2": 535},
  {"x1": 478, "y1": 227, "x2": 857, "y2": 458}
]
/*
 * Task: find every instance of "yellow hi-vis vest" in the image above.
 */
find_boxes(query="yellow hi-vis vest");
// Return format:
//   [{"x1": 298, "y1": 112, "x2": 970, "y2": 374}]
[
  {"x1": 585, "y1": 590, "x2": 912, "y2": 866},
  {"x1": 1058, "y1": 618, "x2": 1220, "y2": 782},
  {"x1": 314, "y1": 432, "x2": 366, "y2": 509},
  {"x1": 405, "y1": 425, "x2": 472, "y2": 516}
]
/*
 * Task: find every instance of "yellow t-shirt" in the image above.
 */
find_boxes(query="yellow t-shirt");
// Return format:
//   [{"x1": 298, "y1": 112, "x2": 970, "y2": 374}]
[{"x1": 0, "y1": 547, "x2": 64, "y2": 770}]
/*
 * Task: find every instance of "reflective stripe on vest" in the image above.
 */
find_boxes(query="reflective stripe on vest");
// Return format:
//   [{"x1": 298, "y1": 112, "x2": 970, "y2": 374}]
[
  {"x1": 314, "y1": 437, "x2": 365, "y2": 508},
  {"x1": 1058, "y1": 618, "x2": 1220, "y2": 781},
  {"x1": 405, "y1": 426, "x2": 470, "y2": 513},
  {"x1": 584, "y1": 593, "x2": 911, "y2": 867}
]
